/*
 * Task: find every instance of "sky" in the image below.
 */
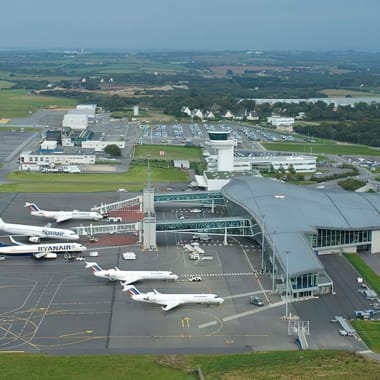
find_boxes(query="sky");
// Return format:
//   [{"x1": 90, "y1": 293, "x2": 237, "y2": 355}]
[{"x1": 0, "y1": 0, "x2": 379, "y2": 51}]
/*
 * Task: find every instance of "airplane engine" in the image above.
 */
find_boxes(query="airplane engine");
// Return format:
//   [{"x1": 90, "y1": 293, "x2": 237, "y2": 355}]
[{"x1": 29, "y1": 236, "x2": 41, "y2": 243}]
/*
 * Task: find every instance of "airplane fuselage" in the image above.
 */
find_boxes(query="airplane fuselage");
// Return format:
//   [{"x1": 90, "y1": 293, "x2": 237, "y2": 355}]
[
  {"x1": 0, "y1": 242, "x2": 86, "y2": 256},
  {"x1": 95, "y1": 269, "x2": 178, "y2": 282},
  {"x1": 30, "y1": 210, "x2": 103, "y2": 222},
  {"x1": 0, "y1": 219, "x2": 79, "y2": 241},
  {"x1": 132, "y1": 292, "x2": 223, "y2": 306}
]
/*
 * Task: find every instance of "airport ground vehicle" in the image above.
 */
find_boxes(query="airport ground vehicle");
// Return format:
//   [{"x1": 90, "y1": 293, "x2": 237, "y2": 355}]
[
  {"x1": 189, "y1": 276, "x2": 202, "y2": 282},
  {"x1": 250, "y1": 296, "x2": 264, "y2": 306},
  {"x1": 123, "y1": 252, "x2": 136, "y2": 260},
  {"x1": 192, "y1": 233, "x2": 211, "y2": 242}
]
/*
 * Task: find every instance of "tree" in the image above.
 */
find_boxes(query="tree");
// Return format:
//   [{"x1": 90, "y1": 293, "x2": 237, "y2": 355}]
[{"x1": 104, "y1": 144, "x2": 121, "y2": 157}]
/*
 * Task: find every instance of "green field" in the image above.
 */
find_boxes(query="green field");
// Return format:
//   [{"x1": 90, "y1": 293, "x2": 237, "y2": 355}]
[
  {"x1": 0, "y1": 89, "x2": 76, "y2": 118},
  {"x1": 134, "y1": 144, "x2": 203, "y2": 161},
  {"x1": 0, "y1": 350, "x2": 378, "y2": 380},
  {"x1": 0, "y1": 80, "x2": 15, "y2": 88},
  {"x1": 1, "y1": 165, "x2": 189, "y2": 192},
  {"x1": 263, "y1": 141, "x2": 380, "y2": 156},
  {"x1": 320, "y1": 88, "x2": 377, "y2": 97},
  {"x1": 351, "y1": 321, "x2": 380, "y2": 353}
]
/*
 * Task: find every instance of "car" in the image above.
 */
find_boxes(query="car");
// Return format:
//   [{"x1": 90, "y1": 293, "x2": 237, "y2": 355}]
[
  {"x1": 123, "y1": 252, "x2": 136, "y2": 260},
  {"x1": 0, "y1": 255, "x2": 5, "y2": 261},
  {"x1": 89, "y1": 251, "x2": 99, "y2": 257},
  {"x1": 189, "y1": 275, "x2": 202, "y2": 282},
  {"x1": 250, "y1": 296, "x2": 264, "y2": 306},
  {"x1": 339, "y1": 329, "x2": 348, "y2": 336},
  {"x1": 76, "y1": 256, "x2": 85, "y2": 261}
]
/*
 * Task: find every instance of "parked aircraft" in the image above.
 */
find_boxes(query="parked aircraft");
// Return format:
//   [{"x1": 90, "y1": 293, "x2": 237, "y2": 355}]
[
  {"x1": 0, "y1": 217, "x2": 79, "y2": 243},
  {"x1": 85, "y1": 262, "x2": 179, "y2": 284},
  {"x1": 122, "y1": 285, "x2": 224, "y2": 311},
  {"x1": 25, "y1": 202, "x2": 104, "y2": 223},
  {"x1": 0, "y1": 236, "x2": 86, "y2": 259}
]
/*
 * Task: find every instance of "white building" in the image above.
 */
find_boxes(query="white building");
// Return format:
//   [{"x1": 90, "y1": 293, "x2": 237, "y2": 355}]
[
  {"x1": 62, "y1": 104, "x2": 97, "y2": 130},
  {"x1": 81, "y1": 139, "x2": 125, "y2": 152},
  {"x1": 63, "y1": 110, "x2": 88, "y2": 130},
  {"x1": 208, "y1": 131, "x2": 236, "y2": 172},
  {"x1": 19, "y1": 151, "x2": 95, "y2": 171},
  {"x1": 267, "y1": 116, "x2": 295, "y2": 127},
  {"x1": 195, "y1": 129, "x2": 316, "y2": 190},
  {"x1": 40, "y1": 140, "x2": 57, "y2": 150},
  {"x1": 224, "y1": 111, "x2": 234, "y2": 119}
]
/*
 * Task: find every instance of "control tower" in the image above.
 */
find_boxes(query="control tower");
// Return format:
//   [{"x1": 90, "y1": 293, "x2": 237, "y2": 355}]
[{"x1": 208, "y1": 130, "x2": 236, "y2": 172}]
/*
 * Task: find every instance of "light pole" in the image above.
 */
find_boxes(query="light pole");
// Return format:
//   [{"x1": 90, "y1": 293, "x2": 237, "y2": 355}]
[
  {"x1": 145, "y1": 154, "x2": 152, "y2": 191},
  {"x1": 261, "y1": 215, "x2": 265, "y2": 272},
  {"x1": 272, "y1": 231, "x2": 276, "y2": 292},
  {"x1": 285, "y1": 250, "x2": 290, "y2": 318}
]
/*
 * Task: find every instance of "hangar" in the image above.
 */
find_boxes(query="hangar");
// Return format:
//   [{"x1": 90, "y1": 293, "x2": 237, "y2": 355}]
[{"x1": 221, "y1": 176, "x2": 380, "y2": 298}]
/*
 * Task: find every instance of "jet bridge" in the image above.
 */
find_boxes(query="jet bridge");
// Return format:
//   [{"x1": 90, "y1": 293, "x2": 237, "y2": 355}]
[
  {"x1": 156, "y1": 217, "x2": 254, "y2": 236},
  {"x1": 73, "y1": 222, "x2": 141, "y2": 237},
  {"x1": 91, "y1": 196, "x2": 142, "y2": 214},
  {"x1": 154, "y1": 191, "x2": 225, "y2": 206}
]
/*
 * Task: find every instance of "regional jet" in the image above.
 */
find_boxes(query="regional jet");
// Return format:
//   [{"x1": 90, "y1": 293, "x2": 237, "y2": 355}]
[
  {"x1": 122, "y1": 285, "x2": 224, "y2": 311},
  {"x1": 0, "y1": 217, "x2": 79, "y2": 243},
  {"x1": 0, "y1": 236, "x2": 86, "y2": 259},
  {"x1": 25, "y1": 202, "x2": 104, "y2": 223},
  {"x1": 85, "y1": 262, "x2": 179, "y2": 284}
]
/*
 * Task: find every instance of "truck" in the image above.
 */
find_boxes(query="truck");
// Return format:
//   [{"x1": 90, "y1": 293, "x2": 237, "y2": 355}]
[
  {"x1": 122, "y1": 252, "x2": 136, "y2": 260},
  {"x1": 189, "y1": 252, "x2": 200, "y2": 260},
  {"x1": 192, "y1": 233, "x2": 211, "y2": 242},
  {"x1": 61, "y1": 165, "x2": 81, "y2": 174}
]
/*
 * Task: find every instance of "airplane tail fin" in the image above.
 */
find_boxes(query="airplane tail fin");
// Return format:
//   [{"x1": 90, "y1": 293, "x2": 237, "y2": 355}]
[
  {"x1": 24, "y1": 202, "x2": 40, "y2": 213},
  {"x1": 85, "y1": 262, "x2": 103, "y2": 272},
  {"x1": 121, "y1": 283, "x2": 140, "y2": 296},
  {"x1": 9, "y1": 236, "x2": 24, "y2": 246}
]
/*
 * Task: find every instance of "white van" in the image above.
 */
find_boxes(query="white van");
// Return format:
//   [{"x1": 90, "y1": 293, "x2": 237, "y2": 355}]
[{"x1": 123, "y1": 252, "x2": 136, "y2": 260}]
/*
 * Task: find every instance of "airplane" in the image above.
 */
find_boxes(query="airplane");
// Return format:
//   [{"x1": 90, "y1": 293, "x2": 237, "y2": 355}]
[
  {"x1": 24, "y1": 202, "x2": 105, "y2": 223},
  {"x1": 85, "y1": 262, "x2": 179, "y2": 284},
  {"x1": 0, "y1": 217, "x2": 79, "y2": 243},
  {"x1": 122, "y1": 284, "x2": 224, "y2": 311},
  {"x1": 0, "y1": 236, "x2": 86, "y2": 259}
]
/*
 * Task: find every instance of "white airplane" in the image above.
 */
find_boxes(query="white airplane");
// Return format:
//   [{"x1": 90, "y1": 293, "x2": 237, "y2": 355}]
[
  {"x1": 0, "y1": 236, "x2": 86, "y2": 259},
  {"x1": 122, "y1": 285, "x2": 224, "y2": 311},
  {"x1": 25, "y1": 202, "x2": 104, "y2": 223},
  {"x1": 85, "y1": 262, "x2": 179, "y2": 284},
  {"x1": 0, "y1": 217, "x2": 79, "y2": 243}
]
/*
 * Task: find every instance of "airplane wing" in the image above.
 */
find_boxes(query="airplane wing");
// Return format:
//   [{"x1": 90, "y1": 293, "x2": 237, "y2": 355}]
[
  {"x1": 119, "y1": 274, "x2": 144, "y2": 284},
  {"x1": 33, "y1": 251, "x2": 57, "y2": 259},
  {"x1": 161, "y1": 300, "x2": 183, "y2": 311},
  {"x1": 55, "y1": 215, "x2": 72, "y2": 223}
]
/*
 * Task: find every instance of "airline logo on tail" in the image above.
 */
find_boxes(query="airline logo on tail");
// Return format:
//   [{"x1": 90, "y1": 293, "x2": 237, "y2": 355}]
[
  {"x1": 124, "y1": 285, "x2": 140, "y2": 297},
  {"x1": 25, "y1": 203, "x2": 40, "y2": 213},
  {"x1": 85, "y1": 262, "x2": 103, "y2": 273}
]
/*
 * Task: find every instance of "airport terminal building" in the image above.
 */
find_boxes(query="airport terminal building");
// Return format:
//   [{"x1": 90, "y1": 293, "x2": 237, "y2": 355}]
[{"x1": 221, "y1": 176, "x2": 380, "y2": 297}]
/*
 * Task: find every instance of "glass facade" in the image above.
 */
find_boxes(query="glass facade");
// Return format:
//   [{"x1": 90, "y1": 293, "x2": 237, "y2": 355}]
[
  {"x1": 311, "y1": 228, "x2": 372, "y2": 249},
  {"x1": 225, "y1": 200, "x2": 340, "y2": 297}
]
